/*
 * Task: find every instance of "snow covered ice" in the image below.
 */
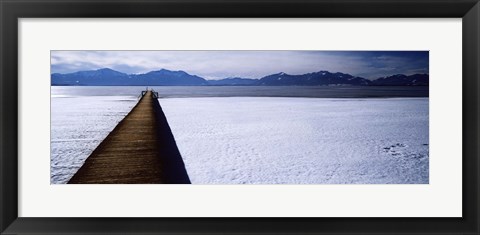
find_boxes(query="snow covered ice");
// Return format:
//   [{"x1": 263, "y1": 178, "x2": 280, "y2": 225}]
[
  {"x1": 50, "y1": 93, "x2": 428, "y2": 184},
  {"x1": 50, "y1": 95, "x2": 137, "y2": 184},
  {"x1": 160, "y1": 97, "x2": 429, "y2": 184}
]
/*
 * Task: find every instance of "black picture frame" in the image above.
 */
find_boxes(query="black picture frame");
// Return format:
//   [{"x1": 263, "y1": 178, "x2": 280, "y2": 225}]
[{"x1": 1, "y1": 0, "x2": 479, "y2": 234}]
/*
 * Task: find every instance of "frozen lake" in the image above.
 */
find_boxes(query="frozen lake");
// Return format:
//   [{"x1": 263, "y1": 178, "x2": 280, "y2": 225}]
[
  {"x1": 50, "y1": 95, "x2": 137, "y2": 183},
  {"x1": 160, "y1": 97, "x2": 429, "y2": 184},
  {"x1": 51, "y1": 86, "x2": 429, "y2": 184}
]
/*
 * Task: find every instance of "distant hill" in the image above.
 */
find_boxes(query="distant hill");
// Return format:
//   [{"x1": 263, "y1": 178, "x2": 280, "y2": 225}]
[
  {"x1": 51, "y1": 68, "x2": 130, "y2": 85},
  {"x1": 51, "y1": 68, "x2": 208, "y2": 86},
  {"x1": 258, "y1": 71, "x2": 372, "y2": 86},
  {"x1": 208, "y1": 77, "x2": 258, "y2": 86},
  {"x1": 132, "y1": 69, "x2": 208, "y2": 86},
  {"x1": 371, "y1": 74, "x2": 429, "y2": 86},
  {"x1": 51, "y1": 68, "x2": 428, "y2": 86}
]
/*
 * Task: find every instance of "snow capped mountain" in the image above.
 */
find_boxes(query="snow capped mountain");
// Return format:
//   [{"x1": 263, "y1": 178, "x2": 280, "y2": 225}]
[
  {"x1": 258, "y1": 71, "x2": 372, "y2": 86},
  {"x1": 51, "y1": 68, "x2": 429, "y2": 86},
  {"x1": 372, "y1": 74, "x2": 429, "y2": 86}
]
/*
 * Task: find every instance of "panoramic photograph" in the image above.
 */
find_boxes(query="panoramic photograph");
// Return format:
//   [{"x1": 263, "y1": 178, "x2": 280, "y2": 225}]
[{"x1": 51, "y1": 50, "x2": 429, "y2": 184}]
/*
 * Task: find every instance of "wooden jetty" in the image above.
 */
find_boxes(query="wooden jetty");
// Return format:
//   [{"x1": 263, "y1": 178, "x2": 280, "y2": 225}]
[{"x1": 68, "y1": 90, "x2": 190, "y2": 184}]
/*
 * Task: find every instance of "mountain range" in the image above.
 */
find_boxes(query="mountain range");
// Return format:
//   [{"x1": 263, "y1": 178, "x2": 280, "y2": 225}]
[
  {"x1": 51, "y1": 68, "x2": 429, "y2": 86},
  {"x1": 51, "y1": 68, "x2": 208, "y2": 86},
  {"x1": 208, "y1": 77, "x2": 258, "y2": 86}
]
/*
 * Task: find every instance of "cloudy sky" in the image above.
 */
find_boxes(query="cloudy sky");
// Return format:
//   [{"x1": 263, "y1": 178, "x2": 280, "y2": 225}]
[{"x1": 51, "y1": 51, "x2": 428, "y2": 80}]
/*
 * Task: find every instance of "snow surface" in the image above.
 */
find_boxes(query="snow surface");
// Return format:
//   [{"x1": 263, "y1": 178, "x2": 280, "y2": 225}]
[
  {"x1": 159, "y1": 97, "x2": 429, "y2": 184},
  {"x1": 50, "y1": 96, "x2": 137, "y2": 184}
]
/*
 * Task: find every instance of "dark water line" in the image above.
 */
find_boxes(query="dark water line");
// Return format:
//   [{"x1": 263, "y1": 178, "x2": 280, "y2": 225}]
[{"x1": 51, "y1": 86, "x2": 429, "y2": 98}]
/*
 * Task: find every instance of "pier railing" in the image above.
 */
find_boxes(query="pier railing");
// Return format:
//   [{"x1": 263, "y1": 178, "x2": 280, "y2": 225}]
[{"x1": 140, "y1": 89, "x2": 159, "y2": 99}]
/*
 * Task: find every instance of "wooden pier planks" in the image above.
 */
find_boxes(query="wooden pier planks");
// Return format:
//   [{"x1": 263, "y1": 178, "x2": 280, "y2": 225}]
[{"x1": 68, "y1": 91, "x2": 165, "y2": 184}]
